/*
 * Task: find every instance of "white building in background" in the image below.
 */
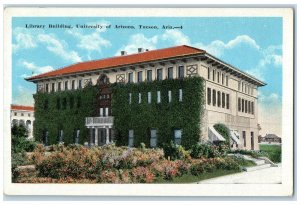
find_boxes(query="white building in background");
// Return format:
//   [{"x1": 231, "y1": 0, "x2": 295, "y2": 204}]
[{"x1": 11, "y1": 104, "x2": 35, "y2": 139}]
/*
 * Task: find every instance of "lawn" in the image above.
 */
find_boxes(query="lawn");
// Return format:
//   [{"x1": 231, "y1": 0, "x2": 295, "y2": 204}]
[
  {"x1": 155, "y1": 169, "x2": 240, "y2": 183},
  {"x1": 259, "y1": 144, "x2": 281, "y2": 163}
]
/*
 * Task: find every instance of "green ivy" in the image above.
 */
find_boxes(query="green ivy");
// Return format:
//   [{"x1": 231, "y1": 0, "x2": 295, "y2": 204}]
[
  {"x1": 111, "y1": 77, "x2": 204, "y2": 149},
  {"x1": 213, "y1": 123, "x2": 231, "y2": 147},
  {"x1": 33, "y1": 85, "x2": 98, "y2": 145}
]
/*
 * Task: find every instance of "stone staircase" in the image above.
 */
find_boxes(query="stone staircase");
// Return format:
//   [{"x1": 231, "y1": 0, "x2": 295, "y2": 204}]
[{"x1": 231, "y1": 154, "x2": 277, "y2": 172}]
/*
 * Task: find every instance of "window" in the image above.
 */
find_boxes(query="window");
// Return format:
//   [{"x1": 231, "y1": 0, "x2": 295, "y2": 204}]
[
  {"x1": 178, "y1": 66, "x2": 184, "y2": 78},
  {"x1": 174, "y1": 129, "x2": 182, "y2": 145},
  {"x1": 59, "y1": 130, "x2": 64, "y2": 143},
  {"x1": 138, "y1": 93, "x2": 142, "y2": 104},
  {"x1": 238, "y1": 98, "x2": 241, "y2": 111},
  {"x1": 150, "y1": 129, "x2": 157, "y2": 148},
  {"x1": 217, "y1": 72, "x2": 220, "y2": 83},
  {"x1": 75, "y1": 130, "x2": 80, "y2": 144},
  {"x1": 226, "y1": 94, "x2": 230, "y2": 109},
  {"x1": 168, "y1": 67, "x2": 173, "y2": 79},
  {"x1": 222, "y1": 73, "x2": 224, "y2": 85},
  {"x1": 222, "y1": 93, "x2": 225, "y2": 108},
  {"x1": 226, "y1": 76, "x2": 229, "y2": 86},
  {"x1": 207, "y1": 88, "x2": 211, "y2": 105},
  {"x1": 28, "y1": 113, "x2": 31, "y2": 117},
  {"x1": 212, "y1": 89, "x2": 216, "y2": 106},
  {"x1": 51, "y1": 83, "x2": 55, "y2": 92},
  {"x1": 78, "y1": 80, "x2": 82, "y2": 89},
  {"x1": 242, "y1": 99, "x2": 244, "y2": 112},
  {"x1": 213, "y1": 70, "x2": 215, "y2": 81},
  {"x1": 100, "y1": 108, "x2": 103, "y2": 117},
  {"x1": 251, "y1": 102, "x2": 254, "y2": 114},
  {"x1": 14, "y1": 112, "x2": 17, "y2": 116},
  {"x1": 21, "y1": 113, "x2": 24, "y2": 116},
  {"x1": 128, "y1": 130, "x2": 134, "y2": 147},
  {"x1": 157, "y1": 91, "x2": 161, "y2": 103},
  {"x1": 147, "y1": 70, "x2": 152, "y2": 82},
  {"x1": 137, "y1": 71, "x2": 143, "y2": 82},
  {"x1": 46, "y1": 84, "x2": 49, "y2": 92},
  {"x1": 208, "y1": 67, "x2": 210, "y2": 80},
  {"x1": 148, "y1": 92, "x2": 151, "y2": 104},
  {"x1": 179, "y1": 89, "x2": 183, "y2": 102},
  {"x1": 243, "y1": 131, "x2": 246, "y2": 147},
  {"x1": 217, "y1": 91, "x2": 221, "y2": 107},
  {"x1": 242, "y1": 82, "x2": 244, "y2": 92},
  {"x1": 64, "y1": 81, "x2": 68, "y2": 90},
  {"x1": 238, "y1": 81, "x2": 241, "y2": 91},
  {"x1": 157, "y1": 69, "x2": 163, "y2": 81},
  {"x1": 58, "y1": 82, "x2": 61, "y2": 91},
  {"x1": 72, "y1": 80, "x2": 75, "y2": 90},
  {"x1": 129, "y1": 93, "x2": 132, "y2": 104},
  {"x1": 248, "y1": 101, "x2": 251, "y2": 114},
  {"x1": 168, "y1": 90, "x2": 172, "y2": 103},
  {"x1": 245, "y1": 100, "x2": 248, "y2": 113},
  {"x1": 245, "y1": 85, "x2": 247, "y2": 94},
  {"x1": 128, "y1": 72, "x2": 133, "y2": 83}
]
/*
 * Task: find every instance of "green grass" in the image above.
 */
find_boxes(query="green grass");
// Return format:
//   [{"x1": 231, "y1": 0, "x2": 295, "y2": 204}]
[
  {"x1": 154, "y1": 169, "x2": 241, "y2": 183},
  {"x1": 259, "y1": 144, "x2": 281, "y2": 163}
]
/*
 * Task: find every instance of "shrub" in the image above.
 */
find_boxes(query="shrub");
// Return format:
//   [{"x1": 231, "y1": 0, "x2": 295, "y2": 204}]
[
  {"x1": 11, "y1": 151, "x2": 27, "y2": 182},
  {"x1": 150, "y1": 160, "x2": 190, "y2": 180},
  {"x1": 98, "y1": 170, "x2": 120, "y2": 183},
  {"x1": 190, "y1": 143, "x2": 222, "y2": 158},
  {"x1": 162, "y1": 141, "x2": 190, "y2": 160},
  {"x1": 131, "y1": 167, "x2": 154, "y2": 183}
]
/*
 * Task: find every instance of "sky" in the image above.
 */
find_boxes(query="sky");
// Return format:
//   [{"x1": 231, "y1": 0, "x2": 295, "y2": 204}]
[{"x1": 12, "y1": 17, "x2": 282, "y2": 137}]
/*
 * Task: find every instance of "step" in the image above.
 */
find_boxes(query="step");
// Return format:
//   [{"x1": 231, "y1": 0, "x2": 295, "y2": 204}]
[
  {"x1": 243, "y1": 164, "x2": 271, "y2": 172},
  {"x1": 252, "y1": 159, "x2": 265, "y2": 165}
]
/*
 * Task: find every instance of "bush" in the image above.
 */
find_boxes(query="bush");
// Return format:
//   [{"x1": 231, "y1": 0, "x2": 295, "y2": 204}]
[
  {"x1": 98, "y1": 170, "x2": 120, "y2": 183},
  {"x1": 190, "y1": 143, "x2": 222, "y2": 158},
  {"x1": 131, "y1": 167, "x2": 154, "y2": 183},
  {"x1": 162, "y1": 141, "x2": 190, "y2": 160},
  {"x1": 11, "y1": 151, "x2": 27, "y2": 182},
  {"x1": 12, "y1": 135, "x2": 37, "y2": 153}
]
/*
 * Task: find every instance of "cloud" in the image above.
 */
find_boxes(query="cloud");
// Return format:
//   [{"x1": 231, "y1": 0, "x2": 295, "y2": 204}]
[
  {"x1": 19, "y1": 60, "x2": 54, "y2": 77},
  {"x1": 12, "y1": 27, "x2": 38, "y2": 52},
  {"x1": 12, "y1": 86, "x2": 35, "y2": 106},
  {"x1": 115, "y1": 33, "x2": 158, "y2": 55},
  {"x1": 12, "y1": 27, "x2": 82, "y2": 63},
  {"x1": 161, "y1": 30, "x2": 191, "y2": 45},
  {"x1": 194, "y1": 35, "x2": 260, "y2": 57},
  {"x1": 37, "y1": 34, "x2": 82, "y2": 63}
]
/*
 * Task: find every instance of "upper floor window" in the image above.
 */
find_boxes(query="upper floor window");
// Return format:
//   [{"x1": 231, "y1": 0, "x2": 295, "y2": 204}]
[
  {"x1": 207, "y1": 88, "x2": 211, "y2": 105},
  {"x1": 72, "y1": 80, "x2": 75, "y2": 90},
  {"x1": 222, "y1": 93, "x2": 225, "y2": 108},
  {"x1": 128, "y1": 72, "x2": 133, "y2": 83},
  {"x1": 21, "y1": 113, "x2": 24, "y2": 116},
  {"x1": 14, "y1": 112, "x2": 17, "y2": 116},
  {"x1": 58, "y1": 82, "x2": 62, "y2": 91},
  {"x1": 245, "y1": 100, "x2": 248, "y2": 113},
  {"x1": 242, "y1": 99, "x2": 244, "y2": 112},
  {"x1": 51, "y1": 83, "x2": 55, "y2": 92},
  {"x1": 178, "y1": 66, "x2": 184, "y2": 79},
  {"x1": 78, "y1": 80, "x2": 82, "y2": 89},
  {"x1": 222, "y1": 73, "x2": 224, "y2": 85},
  {"x1": 251, "y1": 102, "x2": 254, "y2": 114},
  {"x1": 208, "y1": 67, "x2": 210, "y2": 80},
  {"x1": 238, "y1": 81, "x2": 241, "y2": 91},
  {"x1": 137, "y1": 71, "x2": 143, "y2": 83},
  {"x1": 157, "y1": 69, "x2": 163, "y2": 81},
  {"x1": 45, "y1": 84, "x2": 49, "y2": 93},
  {"x1": 168, "y1": 67, "x2": 173, "y2": 79},
  {"x1": 212, "y1": 89, "x2": 216, "y2": 106},
  {"x1": 217, "y1": 72, "x2": 220, "y2": 83},
  {"x1": 28, "y1": 113, "x2": 31, "y2": 117},
  {"x1": 238, "y1": 98, "x2": 241, "y2": 112},
  {"x1": 65, "y1": 81, "x2": 68, "y2": 90},
  {"x1": 226, "y1": 76, "x2": 229, "y2": 86},
  {"x1": 242, "y1": 82, "x2": 244, "y2": 92},
  {"x1": 147, "y1": 70, "x2": 152, "y2": 82},
  {"x1": 226, "y1": 94, "x2": 230, "y2": 109},
  {"x1": 217, "y1": 91, "x2": 221, "y2": 107}
]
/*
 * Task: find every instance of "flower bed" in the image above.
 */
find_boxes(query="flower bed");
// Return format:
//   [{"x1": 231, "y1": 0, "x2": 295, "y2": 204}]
[{"x1": 16, "y1": 144, "x2": 245, "y2": 183}]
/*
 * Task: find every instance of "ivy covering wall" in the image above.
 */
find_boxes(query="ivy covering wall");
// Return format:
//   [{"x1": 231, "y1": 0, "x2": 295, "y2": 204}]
[
  {"x1": 33, "y1": 85, "x2": 98, "y2": 145},
  {"x1": 112, "y1": 77, "x2": 205, "y2": 149}
]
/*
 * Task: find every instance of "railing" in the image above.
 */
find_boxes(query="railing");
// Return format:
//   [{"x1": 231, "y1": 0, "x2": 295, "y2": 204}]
[{"x1": 85, "y1": 116, "x2": 114, "y2": 126}]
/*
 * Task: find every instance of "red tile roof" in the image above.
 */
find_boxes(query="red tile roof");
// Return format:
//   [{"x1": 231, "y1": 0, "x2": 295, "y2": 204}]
[
  {"x1": 26, "y1": 45, "x2": 205, "y2": 81},
  {"x1": 11, "y1": 105, "x2": 34, "y2": 111}
]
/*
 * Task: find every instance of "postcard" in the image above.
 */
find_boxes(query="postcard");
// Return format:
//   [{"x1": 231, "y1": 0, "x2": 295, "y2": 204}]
[{"x1": 3, "y1": 7, "x2": 294, "y2": 196}]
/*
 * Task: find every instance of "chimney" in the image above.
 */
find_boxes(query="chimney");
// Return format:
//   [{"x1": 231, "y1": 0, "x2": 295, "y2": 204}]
[
  {"x1": 138, "y1": 48, "x2": 144, "y2": 53},
  {"x1": 121, "y1": 51, "x2": 127, "y2": 56}
]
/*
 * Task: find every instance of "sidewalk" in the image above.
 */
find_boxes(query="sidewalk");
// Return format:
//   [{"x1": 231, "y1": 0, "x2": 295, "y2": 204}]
[{"x1": 197, "y1": 164, "x2": 282, "y2": 184}]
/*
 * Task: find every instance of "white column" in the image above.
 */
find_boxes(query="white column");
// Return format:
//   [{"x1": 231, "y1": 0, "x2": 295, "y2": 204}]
[
  {"x1": 106, "y1": 127, "x2": 109, "y2": 144},
  {"x1": 90, "y1": 128, "x2": 93, "y2": 145},
  {"x1": 95, "y1": 128, "x2": 98, "y2": 146}
]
